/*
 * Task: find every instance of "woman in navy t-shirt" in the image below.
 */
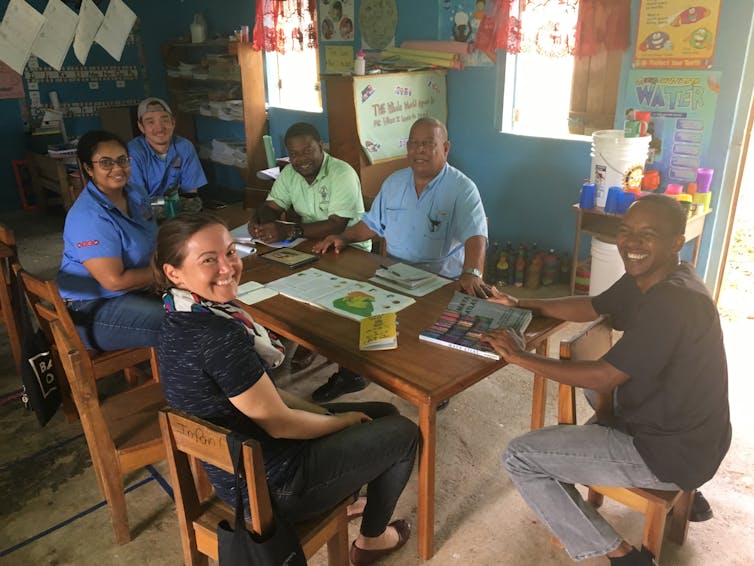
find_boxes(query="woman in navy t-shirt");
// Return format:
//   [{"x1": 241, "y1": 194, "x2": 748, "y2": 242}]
[{"x1": 154, "y1": 213, "x2": 419, "y2": 565}]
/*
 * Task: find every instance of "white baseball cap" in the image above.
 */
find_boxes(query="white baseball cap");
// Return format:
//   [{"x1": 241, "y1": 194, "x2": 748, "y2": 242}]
[{"x1": 137, "y1": 97, "x2": 173, "y2": 120}]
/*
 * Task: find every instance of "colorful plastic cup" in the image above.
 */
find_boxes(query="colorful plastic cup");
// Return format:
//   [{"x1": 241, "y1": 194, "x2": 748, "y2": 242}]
[
  {"x1": 633, "y1": 110, "x2": 651, "y2": 136},
  {"x1": 623, "y1": 119, "x2": 641, "y2": 138},
  {"x1": 618, "y1": 191, "x2": 636, "y2": 214},
  {"x1": 696, "y1": 168, "x2": 714, "y2": 193},
  {"x1": 579, "y1": 183, "x2": 596, "y2": 209},
  {"x1": 604, "y1": 186, "x2": 622, "y2": 214},
  {"x1": 665, "y1": 183, "x2": 683, "y2": 195}
]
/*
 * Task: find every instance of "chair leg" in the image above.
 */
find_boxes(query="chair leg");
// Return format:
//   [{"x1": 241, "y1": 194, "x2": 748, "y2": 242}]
[
  {"x1": 95, "y1": 463, "x2": 131, "y2": 544},
  {"x1": 326, "y1": 514, "x2": 350, "y2": 566},
  {"x1": 641, "y1": 501, "x2": 667, "y2": 563},
  {"x1": 668, "y1": 490, "x2": 694, "y2": 546},
  {"x1": 587, "y1": 488, "x2": 604, "y2": 508}
]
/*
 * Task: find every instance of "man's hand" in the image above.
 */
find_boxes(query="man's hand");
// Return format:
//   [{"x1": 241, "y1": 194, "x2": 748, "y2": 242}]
[
  {"x1": 459, "y1": 273, "x2": 495, "y2": 298},
  {"x1": 312, "y1": 235, "x2": 348, "y2": 254},
  {"x1": 247, "y1": 221, "x2": 289, "y2": 243},
  {"x1": 487, "y1": 290, "x2": 519, "y2": 307},
  {"x1": 481, "y1": 328, "x2": 526, "y2": 362}
]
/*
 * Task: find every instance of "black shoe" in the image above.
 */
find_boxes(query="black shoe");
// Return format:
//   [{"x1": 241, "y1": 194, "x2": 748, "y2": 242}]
[
  {"x1": 311, "y1": 372, "x2": 367, "y2": 402},
  {"x1": 689, "y1": 491, "x2": 713, "y2": 522},
  {"x1": 437, "y1": 399, "x2": 450, "y2": 411}
]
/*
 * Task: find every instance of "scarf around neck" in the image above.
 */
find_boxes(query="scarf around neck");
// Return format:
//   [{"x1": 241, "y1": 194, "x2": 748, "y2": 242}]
[{"x1": 163, "y1": 287, "x2": 285, "y2": 369}]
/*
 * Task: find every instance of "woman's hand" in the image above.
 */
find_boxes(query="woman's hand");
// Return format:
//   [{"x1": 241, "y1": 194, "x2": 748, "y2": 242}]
[
  {"x1": 487, "y1": 290, "x2": 519, "y2": 307},
  {"x1": 337, "y1": 411, "x2": 372, "y2": 426}
]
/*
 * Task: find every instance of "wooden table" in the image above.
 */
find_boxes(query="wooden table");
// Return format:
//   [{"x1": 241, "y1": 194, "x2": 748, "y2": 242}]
[
  {"x1": 233, "y1": 240, "x2": 565, "y2": 559},
  {"x1": 569, "y1": 204, "x2": 711, "y2": 295}
]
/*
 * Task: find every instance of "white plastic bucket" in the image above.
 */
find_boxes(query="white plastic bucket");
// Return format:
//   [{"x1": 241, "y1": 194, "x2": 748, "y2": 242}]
[
  {"x1": 590, "y1": 130, "x2": 651, "y2": 207},
  {"x1": 589, "y1": 237, "x2": 624, "y2": 296}
]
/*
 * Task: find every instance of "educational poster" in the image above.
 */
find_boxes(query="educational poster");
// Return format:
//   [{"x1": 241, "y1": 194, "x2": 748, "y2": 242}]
[
  {"x1": 358, "y1": 0, "x2": 397, "y2": 50},
  {"x1": 438, "y1": 0, "x2": 491, "y2": 67},
  {"x1": 353, "y1": 70, "x2": 447, "y2": 164},
  {"x1": 625, "y1": 70, "x2": 721, "y2": 188},
  {"x1": 320, "y1": 0, "x2": 355, "y2": 42},
  {"x1": 633, "y1": 0, "x2": 721, "y2": 69},
  {"x1": 324, "y1": 45, "x2": 354, "y2": 73}
]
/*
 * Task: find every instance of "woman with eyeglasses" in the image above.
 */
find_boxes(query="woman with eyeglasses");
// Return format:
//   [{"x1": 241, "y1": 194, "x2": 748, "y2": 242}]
[{"x1": 57, "y1": 130, "x2": 164, "y2": 350}]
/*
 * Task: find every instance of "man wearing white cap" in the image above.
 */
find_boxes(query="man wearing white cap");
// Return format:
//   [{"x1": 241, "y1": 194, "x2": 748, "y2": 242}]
[{"x1": 127, "y1": 97, "x2": 207, "y2": 202}]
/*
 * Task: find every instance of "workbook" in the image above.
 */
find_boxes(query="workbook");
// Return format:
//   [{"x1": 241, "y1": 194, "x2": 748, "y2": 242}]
[
  {"x1": 267, "y1": 268, "x2": 415, "y2": 322},
  {"x1": 260, "y1": 248, "x2": 319, "y2": 268},
  {"x1": 359, "y1": 312, "x2": 398, "y2": 351},
  {"x1": 419, "y1": 292, "x2": 532, "y2": 360}
]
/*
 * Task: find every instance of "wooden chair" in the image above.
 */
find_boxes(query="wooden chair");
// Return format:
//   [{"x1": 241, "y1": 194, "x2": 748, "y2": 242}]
[
  {"x1": 27, "y1": 152, "x2": 82, "y2": 211},
  {"x1": 557, "y1": 315, "x2": 694, "y2": 563},
  {"x1": 17, "y1": 267, "x2": 158, "y2": 422},
  {"x1": 159, "y1": 407, "x2": 350, "y2": 566},
  {"x1": 0, "y1": 225, "x2": 22, "y2": 375},
  {"x1": 18, "y1": 267, "x2": 166, "y2": 543}
]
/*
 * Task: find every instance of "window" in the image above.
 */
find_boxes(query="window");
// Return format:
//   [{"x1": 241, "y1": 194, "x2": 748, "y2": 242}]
[
  {"x1": 498, "y1": 0, "x2": 621, "y2": 139},
  {"x1": 264, "y1": 8, "x2": 321, "y2": 112}
]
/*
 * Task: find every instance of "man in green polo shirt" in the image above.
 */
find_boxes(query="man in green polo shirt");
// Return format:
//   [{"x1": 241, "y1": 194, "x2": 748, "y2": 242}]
[{"x1": 249, "y1": 122, "x2": 371, "y2": 401}]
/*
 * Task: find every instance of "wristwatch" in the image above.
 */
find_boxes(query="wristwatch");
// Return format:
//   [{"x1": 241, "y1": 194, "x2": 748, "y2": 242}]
[
  {"x1": 291, "y1": 224, "x2": 304, "y2": 239},
  {"x1": 462, "y1": 268, "x2": 482, "y2": 278}
]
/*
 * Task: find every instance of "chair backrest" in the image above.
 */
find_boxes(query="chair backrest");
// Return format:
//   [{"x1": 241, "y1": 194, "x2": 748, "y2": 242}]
[
  {"x1": 0, "y1": 227, "x2": 22, "y2": 374},
  {"x1": 17, "y1": 266, "x2": 91, "y2": 363},
  {"x1": 558, "y1": 315, "x2": 613, "y2": 423},
  {"x1": 159, "y1": 407, "x2": 274, "y2": 536}
]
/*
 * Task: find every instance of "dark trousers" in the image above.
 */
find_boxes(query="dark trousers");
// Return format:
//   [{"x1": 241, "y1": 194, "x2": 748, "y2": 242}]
[{"x1": 273, "y1": 402, "x2": 419, "y2": 537}]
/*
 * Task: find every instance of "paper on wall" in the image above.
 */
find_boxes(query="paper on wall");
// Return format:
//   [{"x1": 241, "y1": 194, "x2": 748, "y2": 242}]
[
  {"x1": 94, "y1": 0, "x2": 136, "y2": 62},
  {"x1": 0, "y1": 0, "x2": 45, "y2": 74},
  {"x1": 31, "y1": 0, "x2": 78, "y2": 71},
  {"x1": 73, "y1": 0, "x2": 104, "y2": 65}
]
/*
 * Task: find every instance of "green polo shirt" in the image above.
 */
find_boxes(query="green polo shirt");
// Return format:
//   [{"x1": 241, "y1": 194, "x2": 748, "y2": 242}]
[{"x1": 267, "y1": 153, "x2": 371, "y2": 251}]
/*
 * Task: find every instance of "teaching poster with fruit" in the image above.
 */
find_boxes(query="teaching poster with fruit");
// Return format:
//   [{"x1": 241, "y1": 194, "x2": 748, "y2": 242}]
[{"x1": 633, "y1": 0, "x2": 721, "y2": 69}]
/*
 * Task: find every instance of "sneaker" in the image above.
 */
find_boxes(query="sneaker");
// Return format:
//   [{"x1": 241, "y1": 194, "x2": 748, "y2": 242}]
[
  {"x1": 689, "y1": 491, "x2": 713, "y2": 522},
  {"x1": 311, "y1": 372, "x2": 367, "y2": 402}
]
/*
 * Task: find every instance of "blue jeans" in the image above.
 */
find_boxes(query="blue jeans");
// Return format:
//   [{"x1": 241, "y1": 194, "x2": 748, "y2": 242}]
[
  {"x1": 274, "y1": 402, "x2": 419, "y2": 537},
  {"x1": 503, "y1": 424, "x2": 679, "y2": 561},
  {"x1": 65, "y1": 292, "x2": 165, "y2": 351}
]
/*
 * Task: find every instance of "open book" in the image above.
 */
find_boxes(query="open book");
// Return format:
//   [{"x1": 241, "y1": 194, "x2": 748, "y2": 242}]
[
  {"x1": 359, "y1": 312, "x2": 398, "y2": 351},
  {"x1": 419, "y1": 292, "x2": 532, "y2": 360}
]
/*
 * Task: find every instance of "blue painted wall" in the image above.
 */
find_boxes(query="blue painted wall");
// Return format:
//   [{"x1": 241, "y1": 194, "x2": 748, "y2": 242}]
[{"x1": 1, "y1": 0, "x2": 752, "y2": 286}]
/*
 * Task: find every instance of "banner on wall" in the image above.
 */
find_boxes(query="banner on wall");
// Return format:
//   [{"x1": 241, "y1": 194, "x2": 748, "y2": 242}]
[
  {"x1": 352, "y1": 70, "x2": 447, "y2": 164},
  {"x1": 633, "y1": 0, "x2": 721, "y2": 69},
  {"x1": 625, "y1": 70, "x2": 721, "y2": 188}
]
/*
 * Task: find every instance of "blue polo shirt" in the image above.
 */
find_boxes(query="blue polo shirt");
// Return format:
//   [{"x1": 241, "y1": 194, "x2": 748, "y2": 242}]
[
  {"x1": 127, "y1": 135, "x2": 207, "y2": 197},
  {"x1": 57, "y1": 181, "x2": 158, "y2": 300},
  {"x1": 362, "y1": 164, "x2": 487, "y2": 278}
]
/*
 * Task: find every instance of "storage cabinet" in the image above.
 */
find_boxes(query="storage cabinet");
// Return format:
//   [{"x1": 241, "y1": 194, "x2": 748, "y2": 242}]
[{"x1": 161, "y1": 40, "x2": 268, "y2": 192}]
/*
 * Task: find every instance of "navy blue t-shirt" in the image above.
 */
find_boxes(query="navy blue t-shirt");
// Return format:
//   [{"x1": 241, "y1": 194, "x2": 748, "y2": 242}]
[{"x1": 158, "y1": 311, "x2": 303, "y2": 504}]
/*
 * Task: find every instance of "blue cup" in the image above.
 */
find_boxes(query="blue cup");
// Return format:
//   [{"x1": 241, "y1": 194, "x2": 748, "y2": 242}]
[
  {"x1": 579, "y1": 183, "x2": 595, "y2": 209},
  {"x1": 604, "y1": 186, "x2": 622, "y2": 214},
  {"x1": 618, "y1": 191, "x2": 636, "y2": 214}
]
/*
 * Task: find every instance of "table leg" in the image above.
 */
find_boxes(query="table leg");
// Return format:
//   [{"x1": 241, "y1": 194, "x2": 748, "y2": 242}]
[
  {"x1": 691, "y1": 236, "x2": 702, "y2": 267},
  {"x1": 570, "y1": 214, "x2": 582, "y2": 295},
  {"x1": 530, "y1": 339, "x2": 550, "y2": 430},
  {"x1": 417, "y1": 400, "x2": 437, "y2": 560}
]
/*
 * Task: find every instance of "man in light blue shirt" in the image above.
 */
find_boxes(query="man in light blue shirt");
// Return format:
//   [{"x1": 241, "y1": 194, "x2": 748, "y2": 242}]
[
  {"x1": 314, "y1": 117, "x2": 491, "y2": 298},
  {"x1": 127, "y1": 97, "x2": 207, "y2": 200}
]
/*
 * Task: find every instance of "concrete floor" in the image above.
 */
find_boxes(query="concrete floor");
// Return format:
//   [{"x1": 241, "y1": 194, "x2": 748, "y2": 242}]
[{"x1": 1, "y1": 208, "x2": 753, "y2": 565}]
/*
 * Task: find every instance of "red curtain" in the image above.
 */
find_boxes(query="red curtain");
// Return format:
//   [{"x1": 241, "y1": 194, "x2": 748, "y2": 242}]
[
  {"x1": 473, "y1": 0, "x2": 630, "y2": 61},
  {"x1": 252, "y1": 0, "x2": 317, "y2": 53}
]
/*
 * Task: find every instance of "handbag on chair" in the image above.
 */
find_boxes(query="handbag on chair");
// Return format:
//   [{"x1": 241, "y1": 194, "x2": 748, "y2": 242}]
[
  {"x1": 218, "y1": 431, "x2": 306, "y2": 566},
  {"x1": 17, "y1": 273, "x2": 61, "y2": 426}
]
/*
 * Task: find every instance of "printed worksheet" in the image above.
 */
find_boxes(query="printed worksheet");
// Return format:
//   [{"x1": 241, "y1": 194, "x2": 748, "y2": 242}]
[
  {"x1": 267, "y1": 268, "x2": 415, "y2": 321},
  {"x1": 94, "y1": 0, "x2": 136, "y2": 61},
  {"x1": 73, "y1": 0, "x2": 104, "y2": 65},
  {"x1": 0, "y1": 0, "x2": 45, "y2": 74},
  {"x1": 31, "y1": 0, "x2": 78, "y2": 71}
]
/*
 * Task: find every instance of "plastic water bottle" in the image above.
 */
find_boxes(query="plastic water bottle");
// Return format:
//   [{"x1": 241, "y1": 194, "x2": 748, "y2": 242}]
[
  {"x1": 514, "y1": 245, "x2": 527, "y2": 287},
  {"x1": 542, "y1": 249, "x2": 559, "y2": 286},
  {"x1": 496, "y1": 246, "x2": 511, "y2": 286},
  {"x1": 354, "y1": 50, "x2": 366, "y2": 75},
  {"x1": 525, "y1": 250, "x2": 543, "y2": 289},
  {"x1": 485, "y1": 242, "x2": 500, "y2": 284}
]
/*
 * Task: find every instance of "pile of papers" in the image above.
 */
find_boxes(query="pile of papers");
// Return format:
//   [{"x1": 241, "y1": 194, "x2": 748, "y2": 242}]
[
  {"x1": 371, "y1": 263, "x2": 451, "y2": 297},
  {"x1": 208, "y1": 138, "x2": 247, "y2": 168},
  {"x1": 199, "y1": 99, "x2": 244, "y2": 121}
]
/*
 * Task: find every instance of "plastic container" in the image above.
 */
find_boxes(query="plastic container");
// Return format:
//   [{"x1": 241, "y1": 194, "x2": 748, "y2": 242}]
[
  {"x1": 590, "y1": 130, "x2": 651, "y2": 207},
  {"x1": 542, "y1": 249, "x2": 559, "y2": 286},
  {"x1": 589, "y1": 237, "x2": 624, "y2": 296},
  {"x1": 693, "y1": 191, "x2": 712, "y2": 213},
  {"x1": 354, "y1": 50, "x2": 366, "y2": 75},
  {"x1": 190, "y1": 14, "x2": 207, "y2": 43}
]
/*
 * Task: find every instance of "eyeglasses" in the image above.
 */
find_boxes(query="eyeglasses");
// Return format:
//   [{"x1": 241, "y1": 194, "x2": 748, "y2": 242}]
[{"x1": 92, "y1": 156, "x2": 131, "y2": 170}]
